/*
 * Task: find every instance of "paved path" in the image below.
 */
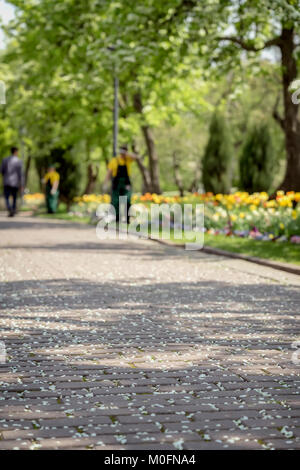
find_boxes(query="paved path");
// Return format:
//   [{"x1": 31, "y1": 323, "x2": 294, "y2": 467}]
[{"x1": 0, "y1": 214, "x2": 299, "y2": 450}]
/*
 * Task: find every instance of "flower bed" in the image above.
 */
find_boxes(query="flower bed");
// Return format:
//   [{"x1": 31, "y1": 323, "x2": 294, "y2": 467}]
[
  {"x1": 131, "y1": 191, "x2": 300, "y2": 244},
  {"x1": 24, "y1": 191, "x2": 300, "y2": 244},
  {"x1": 23, "y1": 193, "x2": 45, "y2": 205}
]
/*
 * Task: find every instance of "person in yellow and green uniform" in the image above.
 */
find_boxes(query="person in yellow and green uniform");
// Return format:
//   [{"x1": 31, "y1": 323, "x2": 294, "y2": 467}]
[
  {"x1": 43, "y1": 165, "x2": 60, "y2": 214},
  {"x1": 103, "y1": 146, "x2": 140, "y2": 224}
]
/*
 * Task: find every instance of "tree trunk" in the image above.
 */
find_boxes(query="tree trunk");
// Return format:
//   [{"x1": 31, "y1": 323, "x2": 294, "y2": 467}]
[
  {"x1": 172, "y1": 152, "x2": 185, "y2": 197},
  {"x1": 141, "y1": 126, "x2": 161, "y2": 194},
  {"x1": 37, "y1": 166, "x2": 45, "y2": 192},
  {"x1": 189, "y1": 166, "x2": 201, "y2": 193},
  {"x1": 277, "y1": 27, "x2": 300, "y2": 191},
  {"x1": 132, "y1": 142, "x2": 151, "y2": 193},
  {"x1": 84, "y1": 163, "x2": 99, "y2": 194},
  {"x1": 133, "y1": 92, "x2": 161, "y2": 194}
]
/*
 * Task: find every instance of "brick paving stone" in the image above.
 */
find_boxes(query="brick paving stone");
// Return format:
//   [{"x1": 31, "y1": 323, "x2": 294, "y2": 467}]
[{"x1": 0, "y1": 215, "x2": 299, "y2": 450}]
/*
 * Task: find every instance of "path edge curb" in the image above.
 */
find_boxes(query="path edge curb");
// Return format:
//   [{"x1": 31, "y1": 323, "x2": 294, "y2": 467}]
[{"x1": 148, "y1": 236, "x2": 300, "y2": 276}]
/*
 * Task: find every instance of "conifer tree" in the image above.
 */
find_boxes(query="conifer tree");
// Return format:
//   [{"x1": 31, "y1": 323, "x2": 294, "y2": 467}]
[
  {"x1": 240, "y1": 124, "x2": 275, "y2": 193},
  {"x1": 202, "y1": 112, "x2": 233, "y2": 194}
]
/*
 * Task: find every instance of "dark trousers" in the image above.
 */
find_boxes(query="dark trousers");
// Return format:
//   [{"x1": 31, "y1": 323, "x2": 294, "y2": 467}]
[
  {"x1": 46, "y1": 189, "x2": 59, "y2": 214},
  {"x1": 4, "y1": 185, "x2": 18, "y2": 213},
  {"x1": 112, "y1": 178, "x2": 132, "y2": 224}
]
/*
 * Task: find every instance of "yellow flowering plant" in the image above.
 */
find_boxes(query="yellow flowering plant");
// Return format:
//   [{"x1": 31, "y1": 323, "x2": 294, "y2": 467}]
[{"x1": 23, "y1": 190, "x2": 300, "y2": 242}]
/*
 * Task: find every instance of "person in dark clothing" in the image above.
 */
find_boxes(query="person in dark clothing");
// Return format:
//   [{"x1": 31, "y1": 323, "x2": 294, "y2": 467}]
[
  {"x1": 1, "y1": 147, "x2": 23, "y2": 217},
  {"x1": 103, "y1": 146, "x2": 140, "y2": 224}
]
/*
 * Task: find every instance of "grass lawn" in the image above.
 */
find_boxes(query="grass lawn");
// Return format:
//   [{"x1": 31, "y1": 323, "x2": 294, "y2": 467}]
[
  {"x1": 203, "y1": 234, "x2": 300, "y2": 266},
  {"x1": 37, "y1": 212, "x2": 91, "y2": 224},
  {"x1": 157, "y1": 231, "x2": 300, "y2": 266},
  {"x1": 34, "y1": 204, "x2": 91, "y2": 225}
]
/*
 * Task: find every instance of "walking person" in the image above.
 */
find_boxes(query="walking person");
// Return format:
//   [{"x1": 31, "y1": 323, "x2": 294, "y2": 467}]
[
  {"x1": 103, "y1": 146, "x2": 140, "y2": 224},
  {"x1": 43, "y1": 165, "x2": 60, "y2": 214},
  {"x1": 1, "y1": 147, "x2": 23, "y2": 217}
]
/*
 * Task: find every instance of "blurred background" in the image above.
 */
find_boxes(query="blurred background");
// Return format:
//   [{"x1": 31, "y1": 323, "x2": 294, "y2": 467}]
[{"x1": 0, "y1": 0, "x2": 299, "y2": 263}]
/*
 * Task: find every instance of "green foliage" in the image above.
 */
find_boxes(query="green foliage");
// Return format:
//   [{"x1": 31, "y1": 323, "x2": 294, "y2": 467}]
[
  {"x1": 1, "y1": 0, "x2": 299, "y2": 194},
  {"x1": 202, "y1": 112, "x2": 233, "y2": 193},
  {"x1": 240, "y1": 123, "x2": 276, "y2": 192},
  {"x1": 0, "y1": 116, "x2": 16, "y2": 167}
]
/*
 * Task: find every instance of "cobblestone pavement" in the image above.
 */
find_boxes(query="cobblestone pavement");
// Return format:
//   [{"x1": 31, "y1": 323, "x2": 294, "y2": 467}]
[{"x1": 0, "y1": 214, "x2": 299, "y2": 450}]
